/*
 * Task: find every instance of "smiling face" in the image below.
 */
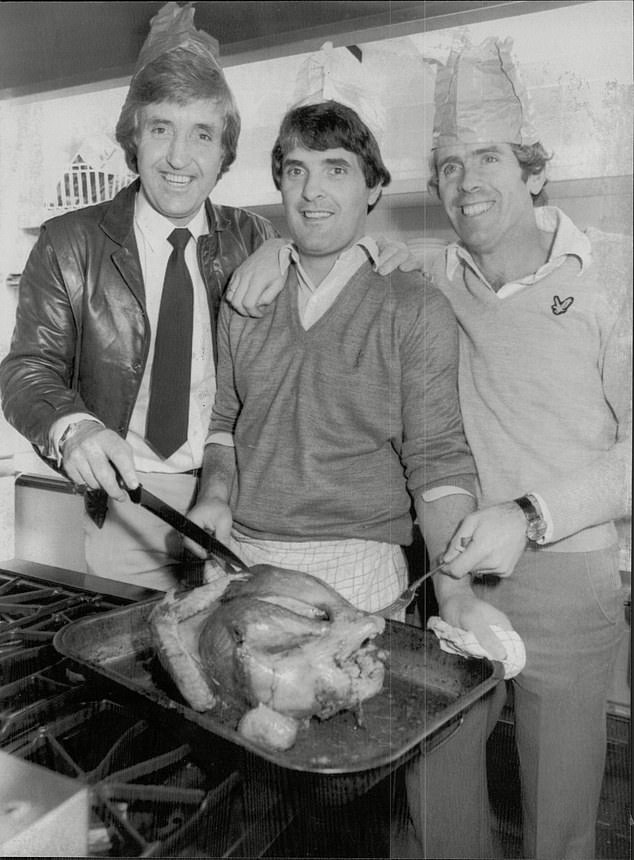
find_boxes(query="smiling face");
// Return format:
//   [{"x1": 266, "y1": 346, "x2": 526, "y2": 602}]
[
  {"x1": 136, "y1": 99, "x2": 226, "y2": 226},
  {"x1": 280, "y1": 146, "x2": 381, "y2": 283},
  {"x1": 435, "y1": 142, "x2": 545, "y2": 258}
]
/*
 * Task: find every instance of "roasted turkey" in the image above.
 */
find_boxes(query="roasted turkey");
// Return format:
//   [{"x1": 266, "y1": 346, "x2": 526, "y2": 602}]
[{"x1": 149, "y1": 563, "x2": 387, "y2": 750}]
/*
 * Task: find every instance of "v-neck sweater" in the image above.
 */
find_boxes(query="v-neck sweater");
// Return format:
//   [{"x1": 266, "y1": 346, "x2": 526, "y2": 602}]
[
  {"x1": 432, "y1": 225, "x2": 631, "y2": 551},
  {"x1": 211, "y1": 261, "x2": 476, "y2": 544}
]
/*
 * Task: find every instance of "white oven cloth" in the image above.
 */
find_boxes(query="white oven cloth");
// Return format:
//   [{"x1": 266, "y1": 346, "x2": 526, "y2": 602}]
[{"x1": 427, "y1": 616, "x2": 526, "y2": 679}]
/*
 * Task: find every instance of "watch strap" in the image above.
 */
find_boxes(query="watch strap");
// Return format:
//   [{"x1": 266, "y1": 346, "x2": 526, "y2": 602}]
[{"x1": 514, "y1": 494, "x2": 547, "y2": 542}]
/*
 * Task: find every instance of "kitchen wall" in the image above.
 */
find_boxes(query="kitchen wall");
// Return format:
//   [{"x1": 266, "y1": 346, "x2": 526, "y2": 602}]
[{"x1": 0, "y1": 0, "x2": 631, "y2": 561}]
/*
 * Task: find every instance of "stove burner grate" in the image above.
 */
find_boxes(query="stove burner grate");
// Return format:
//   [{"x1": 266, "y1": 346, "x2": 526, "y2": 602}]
[
  {"x1": 0, "y1": 567, "x2": 292, "y2": 858},
  {"x1": 6, "y1": 698, "x2": 243, "y2": 857}
]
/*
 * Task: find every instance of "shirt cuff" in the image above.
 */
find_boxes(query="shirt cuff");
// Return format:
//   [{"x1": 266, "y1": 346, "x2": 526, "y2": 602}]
[
  {"x1": 49, "y1": 413, "x2": 103, "y2": 465},
  {"x1": 421, "y1": 485, "x2": 475, "y2": 502},
  {"x1": 529, "y1": 491, "x2": 554, "y2": 543},
  {"x1": 205, "y1": 431, "x2": 235, "y2": 448}
]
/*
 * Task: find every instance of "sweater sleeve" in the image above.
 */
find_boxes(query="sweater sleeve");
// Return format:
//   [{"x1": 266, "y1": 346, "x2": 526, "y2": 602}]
[
  {"x1": 207, "y1": 301, "x2": 242, "y2": 437},
  {"x1": 535, "y1": 285, "x2": 632, "y2": 541},
  {"x1": 400, "y1": 279, "x2": 477, "y2": 499}
]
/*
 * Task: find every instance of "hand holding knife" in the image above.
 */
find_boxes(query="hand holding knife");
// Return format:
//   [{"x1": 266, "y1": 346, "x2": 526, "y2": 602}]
[
  {"x1": 125, "y1": 483, "x2": 248, "y2": 574},
  {"x1": 99, "y1": 469, "x2": 248, "y2": 578}
]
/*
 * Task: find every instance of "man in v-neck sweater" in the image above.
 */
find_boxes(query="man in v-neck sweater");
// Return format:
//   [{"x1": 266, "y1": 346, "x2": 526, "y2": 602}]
[
  {"x1": 190, "y1": 100, "x2": 509, "y2": 860},
  {"x1": 192, "y1": 100, "x2": 487, "y2": 619}
]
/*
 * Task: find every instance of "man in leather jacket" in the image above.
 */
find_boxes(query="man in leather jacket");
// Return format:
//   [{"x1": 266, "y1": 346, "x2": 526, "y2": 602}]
[{"x1": 0, "y1": 6, "x2": 278, "y2": 589}]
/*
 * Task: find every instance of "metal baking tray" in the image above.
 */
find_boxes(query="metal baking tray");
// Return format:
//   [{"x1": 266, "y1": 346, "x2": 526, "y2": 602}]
[{"x1": 54, "y1": 598, "x2": 502, "y2": 780}]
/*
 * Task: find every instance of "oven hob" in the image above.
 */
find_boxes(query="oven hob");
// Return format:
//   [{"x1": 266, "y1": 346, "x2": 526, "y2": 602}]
[
  {"x1": 5, "y1": 696, "x2": 248, "y2": 857},
  {"x1": 0, "y1": 564, "x2": 289, "y2": 857}
]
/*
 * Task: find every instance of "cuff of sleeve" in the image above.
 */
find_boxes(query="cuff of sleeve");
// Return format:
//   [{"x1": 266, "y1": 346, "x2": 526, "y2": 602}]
[
  {"x1": 421, "y1": 485, "x2": 475, "y2": 502},
  {"x1": 50, "y1": 414, "x2": 103, "y2": 465},
  {"x1": 416, "y1": 472, "x2": 477, "y2": 499},
  {"x1": 529, "y1": 491, "x2": 554, "y2": 543},
  {"x1": 205, "y1": 431, "x2": 235, "y2": 448}
]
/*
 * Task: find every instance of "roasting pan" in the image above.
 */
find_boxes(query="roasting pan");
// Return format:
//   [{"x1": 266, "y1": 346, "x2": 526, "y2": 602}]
[{"x1": 54, "y1": 597, "x2": 501, "y2": 796}]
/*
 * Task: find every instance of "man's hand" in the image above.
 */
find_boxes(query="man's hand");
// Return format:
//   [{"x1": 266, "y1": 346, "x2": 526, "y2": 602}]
[
  {"x1": 61, "y1": 421, "x2": 137, "y2": 501},
  {"x1": 185, "y1": 498, "x2": 233, "y2": 559},
  {"x1": 441, "y1": 502, "x2": 528, "y2": 579},
  {"x1": 436, "y1": 584, "x2": 513, "y2": 661},
  {"x1": 186, "y1": 442, "x2": 237, "y2": 558},
  {"x1": 225, "y1": 238, "x2": 287, "y2": 317},
  {"x1": 375, "y1": 235, "x2": 420, "y2": 274}
]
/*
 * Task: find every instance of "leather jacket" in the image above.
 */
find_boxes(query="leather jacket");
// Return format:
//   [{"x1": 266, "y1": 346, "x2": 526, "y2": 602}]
[{"x1": 0, "y1": 181, "x2": 277, "y2": 523}]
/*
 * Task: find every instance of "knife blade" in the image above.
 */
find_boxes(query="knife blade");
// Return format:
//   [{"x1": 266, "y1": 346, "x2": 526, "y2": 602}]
[{"x1": 127, "y1": 484, "x2": 249, "y2": 573}]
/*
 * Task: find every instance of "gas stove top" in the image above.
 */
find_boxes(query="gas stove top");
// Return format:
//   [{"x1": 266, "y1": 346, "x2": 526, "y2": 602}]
[
  {"x1": 0, "y1": 564, "x2": 125, "y2": 748},
  {"x1": 0, "y1": 560, "x2": 398, "y2": 858},
  {"x1": 0, "y1": 561, "x2": 289, "y2": 857}
]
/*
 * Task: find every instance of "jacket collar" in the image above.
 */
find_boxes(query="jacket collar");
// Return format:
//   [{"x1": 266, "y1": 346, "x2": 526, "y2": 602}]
[
  {"x1": 206, "y1": 198, "x2": 231, "y2": 234},
  {"x1": 100, "y1": 179, "x2": 140, "y2": 246}
]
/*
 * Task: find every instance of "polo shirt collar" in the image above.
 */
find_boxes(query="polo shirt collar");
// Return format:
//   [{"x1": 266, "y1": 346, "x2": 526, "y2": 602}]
[{"x1": 446, "y1": 205, "x2": 592, "y2": 285}]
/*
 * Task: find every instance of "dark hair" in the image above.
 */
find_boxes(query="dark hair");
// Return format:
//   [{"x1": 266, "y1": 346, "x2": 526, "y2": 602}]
[
  {"x1": 510, "y1": 142, "x2": 553, "y2": 204},
  {"x1": 427, "y1": 142, "x2": 553, "y2": 203},
  {"x1": 115, "y1": 47, "x2": 241, "y2": 177},
  {"x1": 271, "y1": 100, "x2": 391, "y2": 213}
]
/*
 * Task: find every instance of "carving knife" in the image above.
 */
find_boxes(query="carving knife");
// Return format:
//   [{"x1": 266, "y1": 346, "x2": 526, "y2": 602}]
[{"x1": 126, "y1": 483, "x2": 249, "y2": 574}]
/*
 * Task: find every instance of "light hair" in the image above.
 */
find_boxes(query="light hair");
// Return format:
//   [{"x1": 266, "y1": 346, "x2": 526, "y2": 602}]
[{"x1": 115, "y1": 47, "x2": 240, "y2": 177}]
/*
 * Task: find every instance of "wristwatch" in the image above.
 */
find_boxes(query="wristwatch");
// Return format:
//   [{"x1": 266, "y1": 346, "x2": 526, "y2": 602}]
[{"x1": 514, "y1": 494, "x2": 547, "y2": 543}]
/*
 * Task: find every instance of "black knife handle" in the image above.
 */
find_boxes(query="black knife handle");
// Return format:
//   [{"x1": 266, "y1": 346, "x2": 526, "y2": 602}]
[{"x1": 127, "y1": 484, "x2": 142, "y2": 504}]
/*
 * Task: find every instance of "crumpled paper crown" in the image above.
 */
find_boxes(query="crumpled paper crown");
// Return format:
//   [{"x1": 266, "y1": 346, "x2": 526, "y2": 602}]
[
  {"x1": 134, "y1": 1, "x2": 222, "y2": 77},
  {"x1": 291, "y1": 42, "x2": 386, "y2": 143},
  {"x1": 432, "y1": 36, "x2": 539, "y2": 149}
]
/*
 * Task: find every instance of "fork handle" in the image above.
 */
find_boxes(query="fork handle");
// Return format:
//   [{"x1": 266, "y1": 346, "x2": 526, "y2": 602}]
[
  {"x1": 408, "y1": 562, "x2": 446, "y2": 591},
  {"x1": 379, "y1": 563, "x2": 447, "y2": 618}
]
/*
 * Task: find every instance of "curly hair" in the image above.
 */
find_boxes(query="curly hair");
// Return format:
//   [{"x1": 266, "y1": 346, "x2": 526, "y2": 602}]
[
  {"x1": 427, "y1": 142, "x2": 553, "y2": 203},
  {"x1": 115, "y1": 47, "x2": 240, "y2": 177},
  {"x1": 271, "y1": 101, "x2": 391, "y2": 213}
]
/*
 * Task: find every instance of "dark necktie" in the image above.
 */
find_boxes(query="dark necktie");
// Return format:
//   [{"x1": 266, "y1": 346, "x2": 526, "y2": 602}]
[{"x1": 146, "y1": 228, "x2": 194, "y2": 459}]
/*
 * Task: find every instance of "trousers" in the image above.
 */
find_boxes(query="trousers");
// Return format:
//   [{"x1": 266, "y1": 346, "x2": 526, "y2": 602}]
[
  {"x1": 396, "y1": 681, "x2": 507, "y2": 859},
  {"x1": 84, "y1": 471, "x2": 199, "y2": 591},
  {"x1": 475, "y1": 544, "x2": 625, "y2": 859}
]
